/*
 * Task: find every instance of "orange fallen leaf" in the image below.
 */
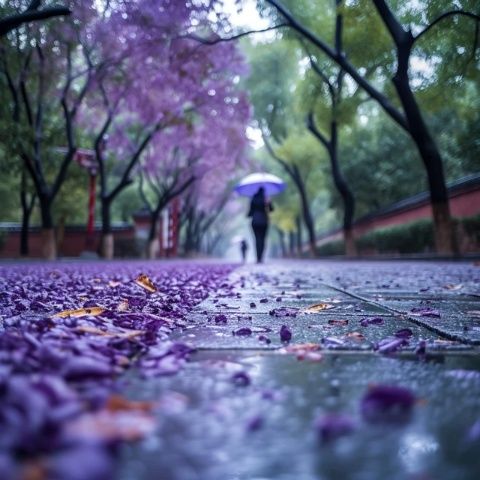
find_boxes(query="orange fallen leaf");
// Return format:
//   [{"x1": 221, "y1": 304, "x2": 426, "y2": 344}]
[
  {"x1": 52, "y1": 306, "x2": 105, "y2": 318},
  {"x1": 66, "y1": 410, "x2": 156, "y2": 442},
  {"x1": 135, "y1": 274, "x2": 157, "y2": 293},
  {"x1": 75, "y1": 326, "x2": 109, "y2": 336},
  {"x1": 106, "y1": 394, "x2": 155, "y2": 413},
  {"x1": 75, "y1": 325, "x2": 144, "y2": 339},
  {"x1": 303, "y1": 303, "x2": 335, "y2": 313},
  {"x1": 109, "y1": 280, "x2": 121, "y2": 288}
]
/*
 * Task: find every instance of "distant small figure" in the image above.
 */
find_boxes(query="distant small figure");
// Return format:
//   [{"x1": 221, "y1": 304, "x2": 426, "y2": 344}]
[
  {"x1": 240, "y1": 239, "x2": 248, "y2": 263},
  {"x1": 247, "y1": 187, "x2": 273, "y2": 263}
]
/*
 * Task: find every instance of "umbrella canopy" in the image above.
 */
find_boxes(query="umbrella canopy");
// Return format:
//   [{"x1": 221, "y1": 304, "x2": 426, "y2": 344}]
[{"x1": 234, "y1": 172, "x2": 286, "y2": 197}]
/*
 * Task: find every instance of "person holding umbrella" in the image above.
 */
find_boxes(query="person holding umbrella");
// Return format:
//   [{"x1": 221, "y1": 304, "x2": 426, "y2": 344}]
[
  {"x1": 248, "y1": 187, "x2": 273, "y2": 263},
  {"x1": 234, "y1": 172, "x2": 285, "y2": 263}
]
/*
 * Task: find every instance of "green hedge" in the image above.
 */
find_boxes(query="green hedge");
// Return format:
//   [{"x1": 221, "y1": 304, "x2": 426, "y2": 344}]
[
  {"x1": 316, "y1": 215, "x2": 480, "y2": 256},
  {"x1": 356, "y1": 219, "x2": 434, "y2": 254}
]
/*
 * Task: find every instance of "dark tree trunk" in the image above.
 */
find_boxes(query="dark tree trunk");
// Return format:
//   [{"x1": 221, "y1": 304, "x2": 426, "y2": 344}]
[
  {"x1": 275, "y1": 227, "x2": 286, "y2": 257},
  {"x1": 295, "y1": 170, "x2": 316, "y2": 256},
  {"x1": 392, "y1": 55, "x2": 455, "y2": 254},
  {"x1": 289, "y1": 230, "x2": 295, "y2": 256},
  {"x1": 100, "y1": 198, "x2": 114, "y2": 259},
  {"x1": 36, "y1": 193, "x2": 56, "y2": 260},
  {"x1": 295, "y1": 215, "x2": 302, "y2": 255},
  {"x1": 330, "y1": 121, "x2": 357, "y2": 256},
  {"x1": 20, "y1": 171, "x2": 35, "y2": 256}
]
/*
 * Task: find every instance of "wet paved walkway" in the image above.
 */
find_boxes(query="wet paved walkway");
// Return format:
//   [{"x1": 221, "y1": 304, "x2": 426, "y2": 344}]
[{"x1": 120, "y1": 260, "x2": 480, "y2": 480}]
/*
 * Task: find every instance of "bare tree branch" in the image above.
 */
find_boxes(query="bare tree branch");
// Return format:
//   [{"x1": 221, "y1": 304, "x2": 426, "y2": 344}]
[
  {"x1": 414, "y1": 10, "x2": 480, "y2": 44},
  {"x1": 306, "y1": 111, "x2": 330, "y2": 151},
  {"x1": 0, "y1": 6, "x2": 71, "y2": 37},
  {"x1": 185, "y1": 23, "x2": 288, "y2": 45},
  {"x1": 265, "y1": 0, "x2": 409, "y2": 131}
]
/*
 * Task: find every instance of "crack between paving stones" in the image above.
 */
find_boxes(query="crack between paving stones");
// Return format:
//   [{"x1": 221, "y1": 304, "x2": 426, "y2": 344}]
[{"x1": 322, "y1": 283, "x2": 480, "y2": 346}]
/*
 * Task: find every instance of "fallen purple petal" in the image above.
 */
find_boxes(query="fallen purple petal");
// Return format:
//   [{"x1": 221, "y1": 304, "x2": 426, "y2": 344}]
[
  {"x1": 361, "y1": 385, "x2": 416, "y2": 424},
  {"x1": 315, "y1": 414, "x2": 356, "y2": 443},
  {"x1": 410, "y1": 307, "x2": 441, "y2": 318},
  {"x1": 280, "y1": 325, "x2": 292, "y2": 342},
  {"x1": 269, "y1": 307, "x2": 298, "y2": 318},
  {"x1": 360, "y1": 317, "x2": 384, "y2": 327},
  {"x1": 234, "y1": 327, "x2": 253, "y2": 336},
  {"x1": 231, "y1": 371, "x2": 251, "y2": 387},
  {"x1": 395, "y1": 328, "x2": 413, "y2": 339}
]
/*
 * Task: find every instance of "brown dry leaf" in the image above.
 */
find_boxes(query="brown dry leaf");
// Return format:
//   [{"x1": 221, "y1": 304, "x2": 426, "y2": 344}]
[
  {"x1": 117, "y1": 299, "x2": 129, "y2": 311},
  {"x1": 345, "y1": 331, "x2": 366, "y2": 341},
  {"x1": 75, "y1": 326, "x2": 110, "y2": 336},
  {"x1": 106, "y1": 394, "x2": 155, "y2": 413},
  {"x1": 75, "y1": 326, "x2": 144, "y2": 339},
  {"x1": 303, "y1": 303, "x2": 335, "y2": 313},
  {"x1": 328, "y1": 319, "x2": 348, "y2": 326},
  {"x1": 52, "y1": 306, "x2": 105, "y2": 318},
  {"x1": 109, "y1": 280, "x2": 122, "y2": 288},
  {"x1": 135, "y1": 274, "x2": 157, "y2": 293},
  {"x1": 443, "y1": 284, "x2": 463, "y2": 290}
]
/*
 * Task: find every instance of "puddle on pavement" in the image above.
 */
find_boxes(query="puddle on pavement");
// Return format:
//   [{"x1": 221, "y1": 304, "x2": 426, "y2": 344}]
[{"x1": 118, "y1": 351, "x2": 480, "y2": 480}]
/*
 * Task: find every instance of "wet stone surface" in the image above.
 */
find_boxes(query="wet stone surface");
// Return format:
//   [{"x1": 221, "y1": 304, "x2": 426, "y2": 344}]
[{"x1": 118, "y1": 260, "x2": 480, "y2": 480}]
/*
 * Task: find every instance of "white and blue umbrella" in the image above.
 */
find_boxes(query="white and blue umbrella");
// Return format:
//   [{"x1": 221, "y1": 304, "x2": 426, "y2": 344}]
[{"x1": 234, "y1": 172, "x2": 286, "y2": 197}]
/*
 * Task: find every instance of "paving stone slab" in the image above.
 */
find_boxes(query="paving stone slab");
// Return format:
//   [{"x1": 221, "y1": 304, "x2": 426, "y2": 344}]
[
  {"x1": 193, "y1": 296, "x2": 390, "y2": 316},
  {"x1": 119, "y1": 351, "x2": 480, "y2": 480},
  {"x1": 173, "y1": 312, "x2": 468, "y2": 351}
]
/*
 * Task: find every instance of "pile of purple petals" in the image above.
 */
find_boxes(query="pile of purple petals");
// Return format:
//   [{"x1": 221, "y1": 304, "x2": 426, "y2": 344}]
[
  {"x1": 0, "y1": 261, "x2": 235, "y2": 479},
  {"x1": 374, "y1": 328, "x2": 413, "y2": 354}
]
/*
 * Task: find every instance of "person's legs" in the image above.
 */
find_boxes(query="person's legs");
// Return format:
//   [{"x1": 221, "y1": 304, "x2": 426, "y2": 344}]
[{"x1": 255, "y1": 225, "x2": 267, "y2": 263}]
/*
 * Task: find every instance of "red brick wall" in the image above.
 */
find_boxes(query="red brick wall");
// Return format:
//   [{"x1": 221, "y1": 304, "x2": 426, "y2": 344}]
[{"x1": 0, "y1": 228, "x2": 134, "y2": 258}]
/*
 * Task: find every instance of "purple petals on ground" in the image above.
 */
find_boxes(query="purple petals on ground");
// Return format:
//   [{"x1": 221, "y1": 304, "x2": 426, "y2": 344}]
[
  {"x1": 415, "y1": 340, "x2": 427, "y2": 360},
  {"x1": 395, "y1": 328, "x2": 413, "y2": 339},
  {"x1": 410, "y1": 307, "x2": 441, "y2": 318},
  {"x1": 214, "y1": 314, "x2": 228, "y2": 324},
  {"x1": 246, "y1": 414, "x2": 264, "y2": 432},
  {"x1": 231, "y1": 371, "x2": 251, "y2": 387},
  {"x1": 375, "y1": 328, "x2": 413, "y2": 354},
  {"x1": 315, "y1": 414, "x2": 356, "y2": 443},
  {"x1": 321, "y1": 337, "x2": 345, "y2": 347},
  {"x1": 269, "y1": 307, "x2": 298, "y2": 317},
  {"x1": 361, "y1": 385, "x2": 416, "y2": 424},
  {"x1": 376, "y1": 337, "x2": 409, "y2": 354},
  {"x1": 0, "y1": 261, "x2": 235, "y2": 474},
  {"x1": 233, "y1": 327, "x2": 253, "y2": 336},
  {"x1": 360, "y1": 317, "x2": 384, "y2": 327},
  {"x1": 280, "y1": 325, "x2": 292, "y2": 342}
]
